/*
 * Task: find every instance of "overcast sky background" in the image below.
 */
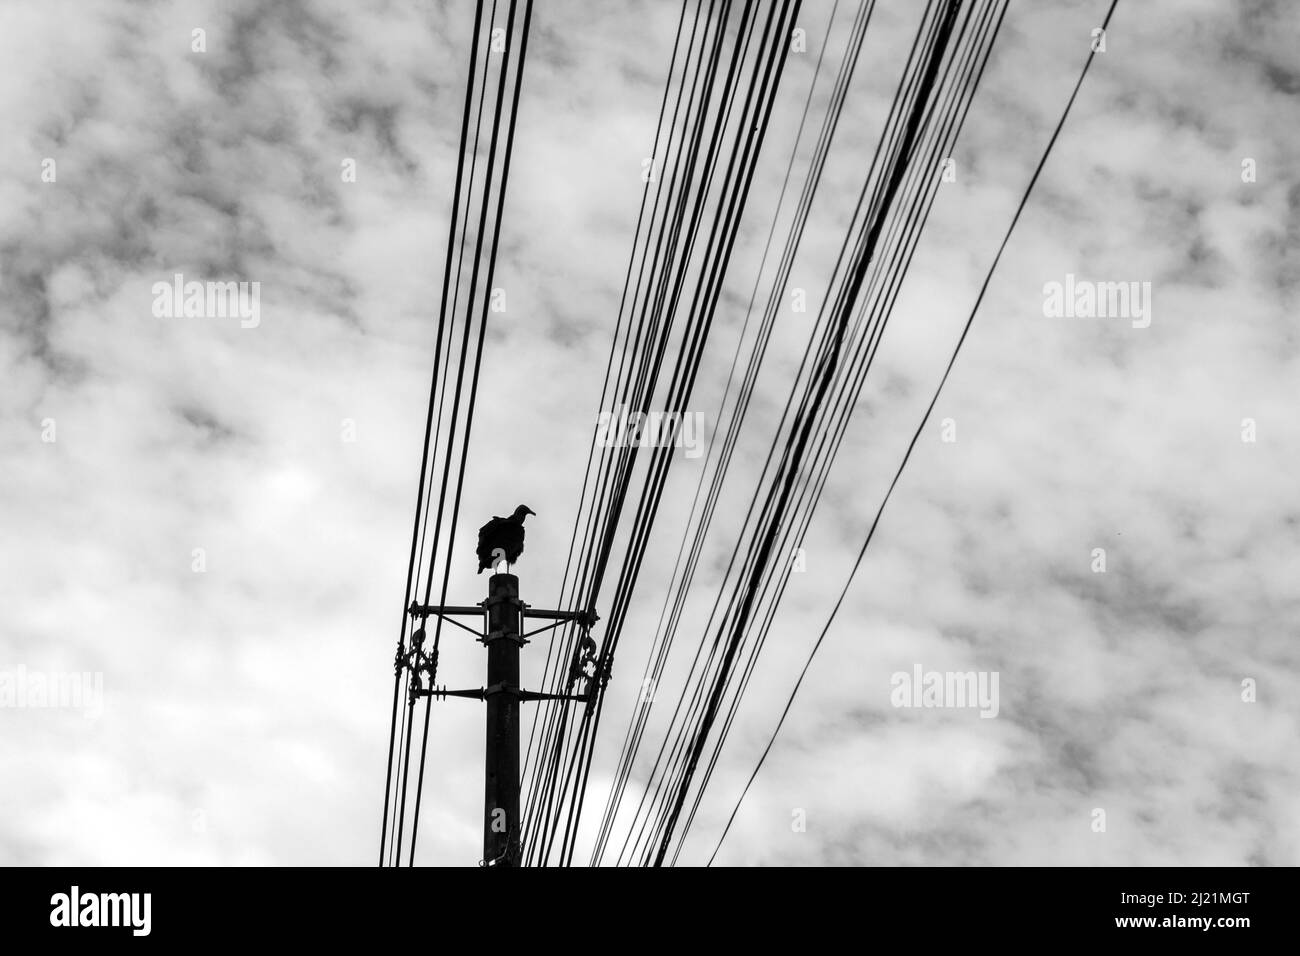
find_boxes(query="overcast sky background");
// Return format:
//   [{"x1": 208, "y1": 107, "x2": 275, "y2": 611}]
[{"x1": 2, "y1": 0, "x2": 1297, "y2": 866}]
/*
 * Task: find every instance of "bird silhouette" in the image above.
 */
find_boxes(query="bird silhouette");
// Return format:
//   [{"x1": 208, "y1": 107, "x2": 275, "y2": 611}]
[{"x1": 476, "y1": 505, "x2": 536, "y2": 574}]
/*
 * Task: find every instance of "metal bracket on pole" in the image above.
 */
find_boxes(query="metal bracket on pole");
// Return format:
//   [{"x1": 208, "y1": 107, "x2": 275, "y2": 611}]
[{"x1": 483, "y1": 627, "x2": 525, "y2": 647}]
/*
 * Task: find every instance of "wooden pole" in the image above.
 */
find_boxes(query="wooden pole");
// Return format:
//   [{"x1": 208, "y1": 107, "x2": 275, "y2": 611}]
[{"x1": 482, "y1": 572, "x2": 522, "y2": 866}]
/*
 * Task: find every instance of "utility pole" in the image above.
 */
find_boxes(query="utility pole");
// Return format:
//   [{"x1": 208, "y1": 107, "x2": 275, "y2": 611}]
[
  {"x1": 483, "y1": 573, "x2": 521, "y2": 865},
  {"x1": 408, "y1": 574, "x2": 599, "y2": 867}
]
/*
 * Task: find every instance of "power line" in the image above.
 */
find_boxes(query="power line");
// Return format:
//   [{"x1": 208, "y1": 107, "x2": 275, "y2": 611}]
[
  {"x1": 381, "y1": 0, "x2": 535, "y2": 867},
  {"x1": 407, "y1": 0, "x2": 535, "y2": 865},
  {"x1": 707, "y1": 0, "x2": 1121, "y2": 865},
  {"x1": 380, "y1": 0, "x2": 486, "y2": 867}
]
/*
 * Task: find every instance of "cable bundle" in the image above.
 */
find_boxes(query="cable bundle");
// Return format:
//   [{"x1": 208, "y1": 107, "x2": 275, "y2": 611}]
[{"x1": 380, "y1": 0, "x2": 535, "y2": 868}]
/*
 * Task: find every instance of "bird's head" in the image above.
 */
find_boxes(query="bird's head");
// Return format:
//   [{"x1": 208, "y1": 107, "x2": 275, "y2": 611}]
[{"x1": 513, "y1": 505, "x2": 536, "y2": 521}]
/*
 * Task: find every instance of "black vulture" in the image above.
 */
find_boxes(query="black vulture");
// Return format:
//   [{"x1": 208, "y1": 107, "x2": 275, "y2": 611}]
[{"x1": 476, "y1": 505, "x2": 536, "y2": 574}]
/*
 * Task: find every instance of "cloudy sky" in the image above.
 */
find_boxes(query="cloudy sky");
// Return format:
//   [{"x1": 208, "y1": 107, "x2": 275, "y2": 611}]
[{"x1": 2, "y1": 0, "x2": 1297, "y2": 867}]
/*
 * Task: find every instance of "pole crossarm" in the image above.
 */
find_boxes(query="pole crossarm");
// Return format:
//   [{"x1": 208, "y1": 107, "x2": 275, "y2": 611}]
[
  {"x1": 410, "y1": 601, "x2": 596, "y2": 642},
  {"x1": 422, "y1": 687, "x2": 487, "y2": 701},
  {"x1": 421, "y1": 684, "x2": 589, "y2": 704},
  {"x1": 519, "y1": 689, "x2": 590, "y2": 704},
  {"x1": 408, "y1": 602, "x2": 485, "y2": 618},
  {"x1": 522, "y1": 607, "x2": 600, "y2": 629}
]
